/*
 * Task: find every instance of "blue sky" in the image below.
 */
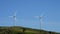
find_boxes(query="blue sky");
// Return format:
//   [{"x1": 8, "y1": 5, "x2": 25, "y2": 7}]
[{"x1": 0, "y1": 0, "x2": 60, "y2": 32}]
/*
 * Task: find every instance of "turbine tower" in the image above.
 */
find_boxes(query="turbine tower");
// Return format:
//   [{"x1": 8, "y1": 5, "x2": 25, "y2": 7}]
[{"x1": 39, "y1": 15, "x2": 43, "y2": 30}]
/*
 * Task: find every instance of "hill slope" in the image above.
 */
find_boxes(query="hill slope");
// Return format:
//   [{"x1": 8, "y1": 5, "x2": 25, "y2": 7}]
[{"x1": 0, "y1": 26, "x2": 60, "y2": 34}]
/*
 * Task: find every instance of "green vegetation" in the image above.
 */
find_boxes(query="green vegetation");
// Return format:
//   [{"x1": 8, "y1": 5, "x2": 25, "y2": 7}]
[{"x1": 0, "y1": 26, "x2": 60, "y2": 34}]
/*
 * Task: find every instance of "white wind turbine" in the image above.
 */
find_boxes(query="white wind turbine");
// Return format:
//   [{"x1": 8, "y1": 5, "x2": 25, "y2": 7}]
[
  {"x1": 9, "y1": 11, "x2": 17, "y2": 26},
  {"x1": 34, "y1": 13, "x2": 44, "y2": 30}
]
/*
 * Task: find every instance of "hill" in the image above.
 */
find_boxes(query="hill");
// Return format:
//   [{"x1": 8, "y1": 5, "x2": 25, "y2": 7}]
[{"x1": 0, "y1": 26, "x2": 60, "y2": 34}]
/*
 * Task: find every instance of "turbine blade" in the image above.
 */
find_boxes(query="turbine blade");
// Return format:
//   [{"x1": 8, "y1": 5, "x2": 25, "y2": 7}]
[
  {"x1": 40, "y1": 13, "x2": 44, "y2": 17},
  {"x1": 34, "y1": 16, "x2": 39, "y2": 18},
  {"x1": 14, "y1": 12, "x2": 16, "y2": 16},
  {"x1": 9, "y1": 16, "x2": 13, "y2": 18},
  {"x1": 14, "y1": 11, "x2": 17, "y2": 16},
  {"x1": 15, "y1": 17, "x2": 16, "y2": 21}
]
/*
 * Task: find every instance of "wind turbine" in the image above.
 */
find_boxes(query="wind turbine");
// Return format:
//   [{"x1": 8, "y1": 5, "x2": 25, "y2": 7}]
[
  {"x1": 9, "y1": 11, "x2": 17, "y2": 26},
  {"x1": 34, "y1": 13, "x2": 44, "y2": 34},
  {"x1": 34, "y1": 13, "x2": 43, "y2": 30}
]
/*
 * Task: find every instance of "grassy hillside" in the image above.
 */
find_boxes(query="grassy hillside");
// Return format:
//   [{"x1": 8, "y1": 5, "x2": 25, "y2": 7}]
[{"x1": 0, "y1": 26, "x2": 60, "y2": 34}]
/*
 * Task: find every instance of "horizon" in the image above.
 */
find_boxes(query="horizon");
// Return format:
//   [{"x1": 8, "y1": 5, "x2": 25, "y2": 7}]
[{"x1": 0, "y1": 0, "x2": 60, "y2": 32}]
